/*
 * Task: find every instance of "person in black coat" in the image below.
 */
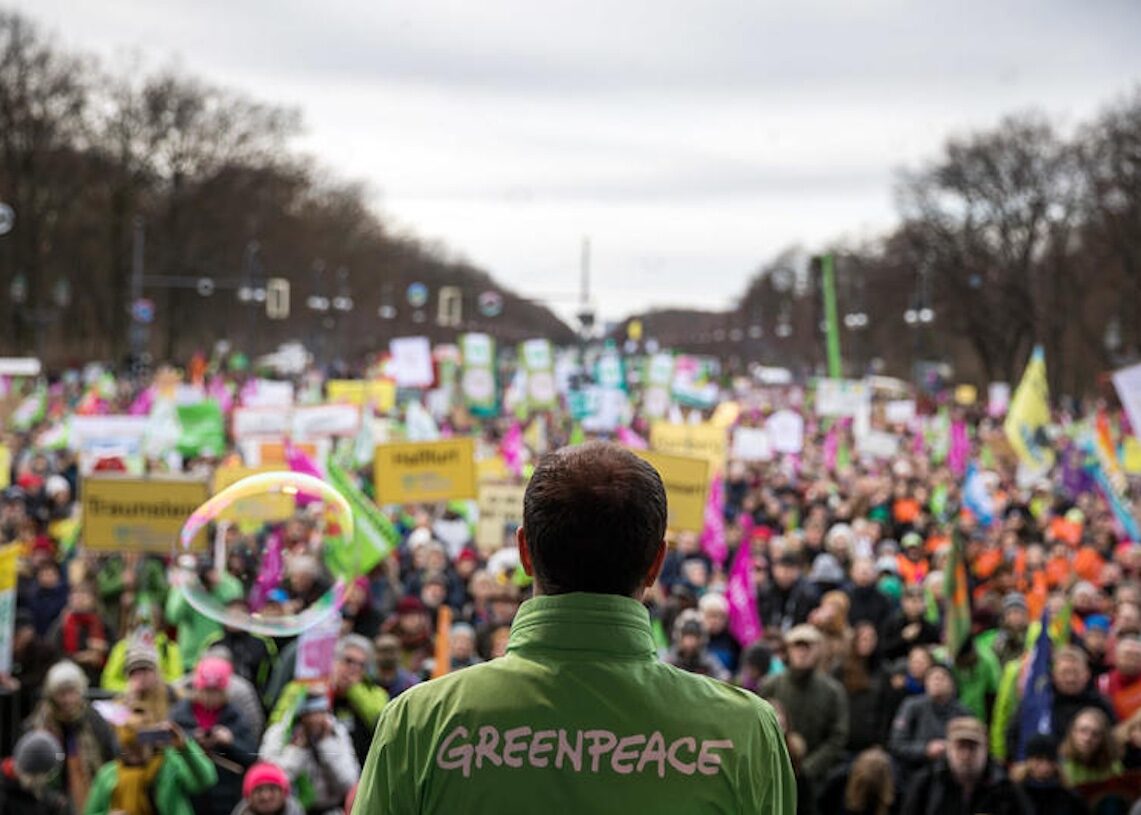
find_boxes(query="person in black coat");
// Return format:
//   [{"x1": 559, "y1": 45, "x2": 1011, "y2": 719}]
[
  {"x1": 903, "y1": 717, "x2": 1032, "y2": 815},
  {"x1": 758, "y1": 552, "x2": 821, "y2": 632},
  {"x1": 880, "y1": 584, "x2": 941, "y2": 661},
  {"x1": 837, "y1": 622, "x2": 895, "y2": 754},
  {"x1": 846, "y1": 558, "x2": 894, "y2": 631},
  {"x1": 1015, "y1": 734, "x2": 1089, "y2": 815},
  {"x1": 0, "y1": 730, "x2": 69, "y2": 815},
  {"x1": 171, "y1": 657, "x2": 257, "y2": 815}
]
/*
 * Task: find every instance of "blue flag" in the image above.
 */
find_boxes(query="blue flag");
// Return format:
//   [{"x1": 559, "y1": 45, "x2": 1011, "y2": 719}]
[
  {"x1": 1016, "y1": 611, "x2": 1054, "y2": 761},
  {"x1": 963, "y1": 462, "x2": 996, "y2": 527}
]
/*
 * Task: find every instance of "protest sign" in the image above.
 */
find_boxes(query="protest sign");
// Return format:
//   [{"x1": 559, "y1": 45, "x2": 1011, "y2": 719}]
[
  {"x1": 212, "y1": 465, "x2": 293, "y2": 522},
  {"x1": 390, "y1": 336, "x2": 434, "y2": 388},
  {"x1": 374, "y1": 438, "x2": 477, "y2": 504},
  {"x1": 858, "y1": 430, "x2": 900, "y2": 460},
  {"x1": 0, "y1": 357, "x2": 41, "y2": 377},
  {"x1": 0, "y1": 543, "x2": 18, "y2": 674},
  {"x1": 70, "y1": 415, "x2": 149, "y2": 452},
  {"x1": 476, "y1": 483, "x2": 526, "y2": 554},
  {"x1": 327, "y1": 379, "x2": 397, "y2": 412},
  {"x1": 460, "y1": 333, "x2": 497, "y2": 415},
  {"x1": 0, "y1": 445, "x2": 9, "y2": 489},
  {"x1": 177, "y1": 401, "x2": 226, "y2": 458},
  {"x1": 243, "y1": 380, "x2": 294, "y2": 408},
  {"x1": 765, "y1": 409, "x2": 806, "y2": 455},
  {"x1": 581, "y1": 387, "x2": 628, "y2": 433},
  {"x1": 710, "y1": 401, "x2": 741, "y2": 429},
  {"x1": 731, "y1": 427, "x2": 772, "y2": 462},
  {"x1": 815, "y1": 378, "x2": 870, "y2": 418},
  {"x1": 476, "y1": 455, "x2": 511, "y2": 482},
  {"x1": 291, "y1": 404, "x2": 361, "y2": 439},
  {"x1": 1113, "y1": 363, "x2": 1141, "y2": 438},
  {"x1": 232, "y1": 406, "x2": 291, "y2": 439},
  {"x1": 81, "y1": 476, "x2": 210, "y2": 552},
  {"x1": 633, "y1": 450, "x2": 710, "y2": 532},
  {"x1": 884, "y1": 400, "x2": 917, "y2": 426},
  {"x1": 650, "y1": 421, "x2": 727, "y2": 471},
  {"x1": 295, "y1": 613, "x2": 341, "y2": 680},
  {"x1": 257, "y1": 440, "x2": 320, "y2": 466},
  {"x1": 988, "y1": 383, "x2": 1011, "y2": 417},
  {"x1": 520, "y1": 339, "x2": 557, "y2": 410}
]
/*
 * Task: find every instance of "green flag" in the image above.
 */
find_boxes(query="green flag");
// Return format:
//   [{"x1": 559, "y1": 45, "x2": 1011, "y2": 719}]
[
  {"x1": 176, "y1": 401, "x2": 226, "y2": 458},
  {"x1": 326, "y1": 457, "x2": 400, "y2": 576}
]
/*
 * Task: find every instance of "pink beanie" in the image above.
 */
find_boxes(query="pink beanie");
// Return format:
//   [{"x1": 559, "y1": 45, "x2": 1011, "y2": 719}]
[{"x1": 243, "y1": 762, "x2": 290, "y2": 798}]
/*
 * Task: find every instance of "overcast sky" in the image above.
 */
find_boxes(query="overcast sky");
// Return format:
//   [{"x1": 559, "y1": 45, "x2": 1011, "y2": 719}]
[{"x1": 15, "y1": 0, "x2": 1141, "y2": 325}]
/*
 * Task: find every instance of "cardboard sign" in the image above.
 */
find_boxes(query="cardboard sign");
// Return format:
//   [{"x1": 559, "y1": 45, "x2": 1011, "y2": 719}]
[
  {"x1": 81, "y1": 476, "x2": 210, "y2": 552},
  {"x1": 374, "y1": 438, "x2": 477, "y2": 505},
  {"x1": 291, "y1": 404, "x2": 361, "y2": 440},
  {"x1": 212, "y1": 465, "x2": 293, "y2": 522},
  {"x1": 476, "y1": 483, "x2": 526, "y2": 554},
  {"x1": 327, "y1": 379, "x2": 397, "y2": 412},
  {"x1": 650, "y1": 421, "x2": 727, "y2": 472},
  {"x1": 231, "y1": 407, "x2": 291, "y2": 439},
  {"x1": 765, "y1": 410, "x2": 805, "y2": 454},
  {"x1": 815, "y1": 379, "x2": 870, "y2": 418},
  {"x1": 390, "y1": 336, "x2": 434, "y2": 388},
  {"x1": 633, "y1": 450, "x2": 710, "y2": 532},
  {"x1": 731, "y1": 427, "x2": 772, "y2": 462}
]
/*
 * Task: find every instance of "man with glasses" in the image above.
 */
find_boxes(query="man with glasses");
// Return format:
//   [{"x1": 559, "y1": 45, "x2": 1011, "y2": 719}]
[
  {"x1": 330, "y1": 634, "x2": 389, "y2": 766},
  {"x1": 902, "y1": 716, "x2": 1031, "y2": 815}
]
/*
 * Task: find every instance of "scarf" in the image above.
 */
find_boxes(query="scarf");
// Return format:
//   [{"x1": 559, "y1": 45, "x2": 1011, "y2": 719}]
[
  {"x1": 192, "y1": 701, "x2": 222, "y2": 732},
  {"x1": 110, "y1": 755, "x2": 163, "y2": 815},
  {"x1": 63, "y1": 612, "x2": 105, "y2": 654}
]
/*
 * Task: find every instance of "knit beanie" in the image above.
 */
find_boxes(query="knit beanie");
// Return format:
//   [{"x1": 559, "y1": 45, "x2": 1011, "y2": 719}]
[
  {"x1": 45, "y1": 659, "x2": 88, "y2": 696},
  {"x1": 243, "y1": 762, "x2": 291, "y2": 798},
  {"x1": 14, "y1": 730, "x2": 64, "y2": 776}
]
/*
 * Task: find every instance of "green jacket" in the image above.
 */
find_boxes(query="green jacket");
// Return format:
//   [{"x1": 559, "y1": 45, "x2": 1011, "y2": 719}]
[
  {"x1": 164, "y1": 572, "x2": 243, "y2": 666},
  {"x1": 100, "y1": 632, "x2": 184, "y2": 692},
  {"x1": 83, "y1": 739, "x2": 218, "y2": 815},
  {"x1": 353, "y1": 593, "x2": 795, "y2": 815}
]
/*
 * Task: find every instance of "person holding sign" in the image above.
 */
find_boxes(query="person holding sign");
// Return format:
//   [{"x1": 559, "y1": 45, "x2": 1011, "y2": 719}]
[{"x1": 354, "y1": 442, "x2": 794, "y2": 813}]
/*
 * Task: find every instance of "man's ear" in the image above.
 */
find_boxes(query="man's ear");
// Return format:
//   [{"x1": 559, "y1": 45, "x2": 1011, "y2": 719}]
[
  {"x1": 644, "y1": 540, "x2": 667, "y2": 588},
  {"x1": 517, "y1": 527, "x2": 534, "y2": 577}
]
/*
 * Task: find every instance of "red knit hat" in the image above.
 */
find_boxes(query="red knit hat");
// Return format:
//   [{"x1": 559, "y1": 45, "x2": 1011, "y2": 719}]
[{"x1": 243, "y1": 762, "x2": 290, "y2": 798}]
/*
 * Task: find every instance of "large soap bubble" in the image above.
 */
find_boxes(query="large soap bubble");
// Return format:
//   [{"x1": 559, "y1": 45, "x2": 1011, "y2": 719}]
[{"x1": 174, "y1": 471, "x2": 357, "y2": 637}]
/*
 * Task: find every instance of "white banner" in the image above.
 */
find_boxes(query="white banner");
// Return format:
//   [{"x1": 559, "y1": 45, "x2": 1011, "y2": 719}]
[
  {"x1": 70, "y1": 415, "x2": 149, "y2": 451},
  {"x1": 243, "y1": 379, "x2": 295, "y2": 408},
  {"x1": 858, "y1": 429, "x2": 900, "y2": 460},
  {"x1": 390, "y1": 336, "x2": 434, "y2": 388},
  {"x1": 232, "y1": 407, "x2": 291, "y2": 439},
  {"x1": 0, "y1": 357, "x2": 41, "y2": 377},
  {"x1": 291, "y1": 404, "x2": 361, "y2": 440},
  {"x1": 884, "y1": 400, "x2": 917, "y2": 425},
  {"x1": 815, "y1": 379, "x2": 870, "y2": 418}
]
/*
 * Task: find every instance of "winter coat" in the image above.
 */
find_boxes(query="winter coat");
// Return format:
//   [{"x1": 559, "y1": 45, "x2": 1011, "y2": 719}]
[
  {"x1": 847, "y1": 584, "x2": 894, "y2": 631},
  {"x1": 171, "y1": 699, "x2": 258, "y2": 815},
  {"x1": 902, "y1": 759, "x2": 1032, "y2": 815},
  {"x1": 0, "y1": 762, "x2": 70, "y2": 815},
  {"x1": 82, "y1": 739, "x2": 218, "y2": 815},
  {"x1": 202, "y1": 628, "x2": 278, "y2": 688},
  {"x1": 760, "y1": 669, "x2": 849, "y2": 783},
  {"x1": 100, "y1": 630, "x2": 183, "y2": 692},
  {"x1": 24, "y1": 700, "x2": 118, "y2": 808},
  {"x1": 1004, "y1": 683, "x2": 1117, "y2": 759},
  {"x1": 838, "y1": 663, "x2": 894, "y2": 753},
  {"x1": 757, "y1": 577, "x2": 821, "y2": 632},
  {"x1": 229, "y1": 796, "x2": 306, "y2": 815},
  {"x1": 1017, "y1": 778, "x2": 1089, "y2": 815},
  {"x1": 259, "y1": 718, "x2": 359, "y2": 814},
  {"x1": 888, "y1": 694, "x2": 971, "y2": 779},
  {"x1": 880, "y1": 610, "x2": 941, "y2": 661}
]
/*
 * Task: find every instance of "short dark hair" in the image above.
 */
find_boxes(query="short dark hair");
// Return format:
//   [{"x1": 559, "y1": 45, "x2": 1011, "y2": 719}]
[{"x1": 523, "y1": 442, "x2": 667, "y2": 596}]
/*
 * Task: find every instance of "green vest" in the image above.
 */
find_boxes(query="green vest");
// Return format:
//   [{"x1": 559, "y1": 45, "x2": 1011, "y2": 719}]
[{"x1": 353, "y1": 593, "x2": 795, "y2": 814}]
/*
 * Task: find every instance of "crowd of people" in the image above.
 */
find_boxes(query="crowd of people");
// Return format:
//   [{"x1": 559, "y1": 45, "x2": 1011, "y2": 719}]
[{"x1": 2, "y1": 357, "x2": 1141, "y2": 815}]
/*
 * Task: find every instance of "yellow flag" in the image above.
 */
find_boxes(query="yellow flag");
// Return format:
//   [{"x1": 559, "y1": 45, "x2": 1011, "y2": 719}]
[{"x1": 1003, "y1": 346, "x2": 1054, "y2": 471}]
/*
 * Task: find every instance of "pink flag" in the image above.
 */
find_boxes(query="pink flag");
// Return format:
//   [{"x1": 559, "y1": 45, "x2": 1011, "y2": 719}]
[
  {"x1": 206, "y1": 376, "x2": 234, "y2": 416},
  {"x1": 285, "y1": 442, "x2": 326, "y2": 506},
  {"x1": 501, "y1": 421, "x2": 525, "y2": 478},
  {"x1": 616, "y1": 425, "x2": 648, "y2": 449},
  {"x1": 700, "y1": 476, "x2": 727, "y2": 567},
  {"x1": 948, "y1": 420, "x2": 969, "y2": 477},
  {"x1": 823, "y1": 424, "x2": 839, "y2": 471},
  {"x1": 128, "y1": 386, "x2": 155, "y2": 416},
  {"x1": 727, "y1": 535, "x2": 763, "y2": 648}
]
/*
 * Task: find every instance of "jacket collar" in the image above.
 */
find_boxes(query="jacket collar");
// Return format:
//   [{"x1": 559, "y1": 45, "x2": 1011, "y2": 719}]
[{"x1": 507, "y1": 593, "x2": 657, "y2": 661}]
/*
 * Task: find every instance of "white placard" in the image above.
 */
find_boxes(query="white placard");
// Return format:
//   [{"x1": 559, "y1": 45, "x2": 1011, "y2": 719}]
[
  {"x1": 232, "y1": 407, "x2": 291, "y2": 439},
  {"x1": 581, "y1": 387, "x2": 627, "y2": 433},
  {"x1": 70, "y1": 415, "x2": 149, "y2": 451},
  {"x1": 390, "y1": 336, "x2": 434, "y2": 388},
  {"x1": 858, "y1": 429, "x2": 900, "y2": 460},
  {"x1": 244, "y1": 380, "x2": 295, "y2": 408},
  {"x1": 1112, "y1": 364, "x2": 1141, "y2": 436},
  {"x1": 766, "y1": 409, "x2": 805, "y2": 454},
  {"x1": 815, "y1": 379, "x2": 870, "y2": 418},
  {"x1": 291, "y1": 404, "x2": 361, "y2": 440},
  {"x1": 732, "y1": 427, "x2": 773, "y2": 461},
  {"x1": 885, "y1": 400, "x2": 917, "y2": 425},
  {"x1": 0, "y1": 357, "x2": 41, "y2": 377}
]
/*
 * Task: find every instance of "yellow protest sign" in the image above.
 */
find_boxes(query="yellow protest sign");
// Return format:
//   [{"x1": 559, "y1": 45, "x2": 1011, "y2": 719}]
[
  {"x1": 476, "y1": 455, "x2": 511, "y2": 482},
  {"x1": 954, "y1": 384, "x2": 978, "y2": 406},
  {"x1": 0, "y1": 445, "x2": 9, "y2": 490},
  {"x1": 212, "y1": 465, "x2": 293, "y2": 522},
  {"x1": 476, "y1": 483, "x2": 526, "y2": 554},
  {"x1": 259, "y1": 441, "x2": 319, "y2": 466},
  {"x1": 81, "y1": 476, "x2": 210, "y2": 552},
  {"x1": 374, "y1": 438, "x2": 477, "y2": 505},
  {"x1": 0, "y1": 543, "x2": 18, "y2": 592},
  {"x1": 650, "y1": 421, "x2": 727, "y2": 473},
  {"x1": 633, "y1": 449, "x2": 710, "y2": 532},
  {"x1": 327, "y1": 379, "x2": 397, "y2": 412},
  {"x1": 710, "y1": 401, "x2": 741, "y2": 429}
]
